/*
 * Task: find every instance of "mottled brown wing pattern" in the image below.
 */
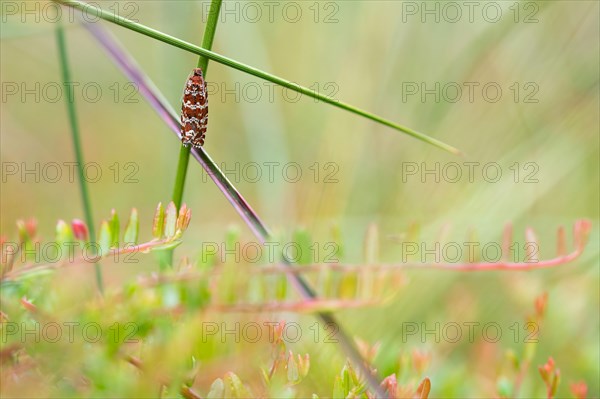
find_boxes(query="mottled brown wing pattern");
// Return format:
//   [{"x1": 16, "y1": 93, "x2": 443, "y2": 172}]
[{"x1": 180, "y1": 68, "x2": 208, "y2": 148}]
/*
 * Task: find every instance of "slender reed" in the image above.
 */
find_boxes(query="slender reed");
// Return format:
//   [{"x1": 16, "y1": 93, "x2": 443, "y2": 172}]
[
  {"x1": 55, "y1": 22, "x2": 103, "y2": 293},
  {"x1": 172, "y1": 0, "x2": 223, "y2": 210},
  {"x1": 167, "y1": 0, "x2": 223, "y2": 267}
]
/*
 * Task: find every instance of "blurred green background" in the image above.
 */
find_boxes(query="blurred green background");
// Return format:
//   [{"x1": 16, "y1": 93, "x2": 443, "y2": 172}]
[{"x1": 1, "y1": 1, "x2": 598, "y2": 397}]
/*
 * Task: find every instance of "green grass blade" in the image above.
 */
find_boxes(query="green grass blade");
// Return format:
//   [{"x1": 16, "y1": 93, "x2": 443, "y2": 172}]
[
  {"x1": 168, "y1": 0, "x2": 223, "y2": 268},
  {"x1": 196, "y1": 0, "x2": 222, "y2": 73},
  {"x1": 172, "y1": 144, "x2": 192, "y2": 211},
  {"x1": 55, "y1": 0, "x2": 460, "y2": 154},
  {"x1": 55, "y1": 22, "x2": 103, "y2": 293},
  {"x1": 172, "y1": 0, "x2": 223, "y2": 210}
]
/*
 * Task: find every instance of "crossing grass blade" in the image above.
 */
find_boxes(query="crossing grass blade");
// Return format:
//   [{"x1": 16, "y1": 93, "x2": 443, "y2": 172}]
[{"x1": 55, "y1": 0, "x2": 461, "y2": 155}]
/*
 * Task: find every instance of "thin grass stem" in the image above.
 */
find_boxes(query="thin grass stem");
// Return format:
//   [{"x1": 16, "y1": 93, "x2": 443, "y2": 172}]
[
  {"x1": 167, "y1": 0, "x2": 223, "y2": 268},
  {"x1": 55, "y1": 22, "x2": 103, "y2": 293},
  {"x1": 171, "y1": 0, "x2": 223, "y2": 210}
]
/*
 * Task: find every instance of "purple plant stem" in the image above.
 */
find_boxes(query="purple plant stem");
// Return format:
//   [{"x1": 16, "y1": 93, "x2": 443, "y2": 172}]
[
  {"x1": 84, "y1": 23, "x2": 385, "y2": 397},
  {"x1": 85, "y1": 24, "x2": 266, "y2": 239}
]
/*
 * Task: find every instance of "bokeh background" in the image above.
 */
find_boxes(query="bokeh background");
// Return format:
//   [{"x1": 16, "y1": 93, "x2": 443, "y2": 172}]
[{"x1": 1, "y1": 1, "x2": 598, "y2": 397}]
